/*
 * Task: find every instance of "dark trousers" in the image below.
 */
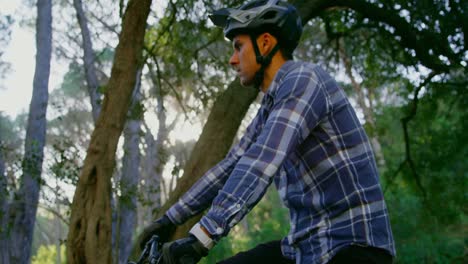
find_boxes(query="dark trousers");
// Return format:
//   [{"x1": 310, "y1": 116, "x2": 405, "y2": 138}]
[
  {"x1": 217, "y1": 240, "x2": 293, "y2": 264},
  {"x1": 217, "y1": 240, "x2": 393, "y2": 264},
  {"x1": 328, "y1": 245, "x2": 393, "y2": 264}
]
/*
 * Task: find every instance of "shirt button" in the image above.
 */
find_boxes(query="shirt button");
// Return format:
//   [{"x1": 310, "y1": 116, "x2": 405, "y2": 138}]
[
  {"x1": 236, "y1": 204, "x2": 241, "y2": 209},
  {"x1": 216, "y1": 227, "x2": 223, "y2": 234}
]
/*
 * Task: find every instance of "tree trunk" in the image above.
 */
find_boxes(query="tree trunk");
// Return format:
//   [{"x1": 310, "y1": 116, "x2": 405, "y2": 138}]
[
  {"x1": 66, "y1": 0, "x2": 152, "y2": 263},
  {"x1": 55, "y1": 184, "x2": 62, "y2": 264},
  {"x1": 0, "y1": 144, "x2": 4, "y2": 181},
  {"x1": 145, "y1": 61, "x2": 168, "y2": 209},
  {"x1": 116, "y1": 70, "x2": 142, "y2": 264},
  {"x1": 138, "y1": 126, "x2": 161, "y2": 227},
  {"x1": 8, "y1": 1, "x2": 52, "y2": 263},
  {"x1": 73, "y1": 0, "x2": 102, "y2": 122},
  {"x1": 0, "y1": 139, "x2": 9, "y2": 264}
]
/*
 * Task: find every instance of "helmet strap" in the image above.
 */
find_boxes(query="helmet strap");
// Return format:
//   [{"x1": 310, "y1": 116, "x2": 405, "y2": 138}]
[{"x1": 250, "y1": 34, "x2": 280, "y2": 89}]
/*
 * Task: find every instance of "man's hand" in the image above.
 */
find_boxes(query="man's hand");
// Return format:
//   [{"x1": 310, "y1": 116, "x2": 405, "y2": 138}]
[
  {"x1": 139, "y1": 215, "x2": 176, "y2": 249},
  {"x1": 161, "y1": 235, "x2": 209, "y2": 264}
]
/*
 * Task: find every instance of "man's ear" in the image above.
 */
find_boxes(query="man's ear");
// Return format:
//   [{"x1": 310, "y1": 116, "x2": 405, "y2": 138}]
[{"x1": 258, "y1": 33, "x2": 276, "y2": 55}]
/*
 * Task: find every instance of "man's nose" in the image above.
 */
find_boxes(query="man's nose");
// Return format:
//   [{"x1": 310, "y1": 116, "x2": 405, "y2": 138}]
[{"x1": 229, "y1": 52, "x2": 238, "y2": 66}]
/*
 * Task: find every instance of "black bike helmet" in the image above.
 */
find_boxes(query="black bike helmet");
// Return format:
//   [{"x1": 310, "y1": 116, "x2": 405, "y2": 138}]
[
  {"x1": 210, "y1": 0, "x2": 302, "y2": 55},
  {"x1": 209, "y1": 0, "x2": 302, "y2": 88}
]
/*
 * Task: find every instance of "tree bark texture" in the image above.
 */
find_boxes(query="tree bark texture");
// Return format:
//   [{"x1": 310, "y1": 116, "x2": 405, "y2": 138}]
[
  {"x1": 73, "y1": 0, "x2": 102, "y2": 122},
  {"x1": 66, "y1": 1, "x2": 152, "y2": 263},
  {"x1": 8, "y1": 0, "x2": 52, "y2": 263}
]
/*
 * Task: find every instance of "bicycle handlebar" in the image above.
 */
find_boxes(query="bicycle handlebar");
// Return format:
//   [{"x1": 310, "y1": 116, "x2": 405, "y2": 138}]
[{"x1": 128, "y1": 235, "x2": 162, "y2": 264}]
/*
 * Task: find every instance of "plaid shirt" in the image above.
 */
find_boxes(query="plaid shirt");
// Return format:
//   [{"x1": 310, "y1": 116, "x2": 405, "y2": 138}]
[{"x1": 167, "y1": 61, "x2": 396, "y2": 263}]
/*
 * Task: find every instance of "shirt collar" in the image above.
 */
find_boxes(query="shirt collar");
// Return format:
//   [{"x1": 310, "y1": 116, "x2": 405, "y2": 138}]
[{"x1": 263, "y1": 60, "x2": 297, "y2": 99}]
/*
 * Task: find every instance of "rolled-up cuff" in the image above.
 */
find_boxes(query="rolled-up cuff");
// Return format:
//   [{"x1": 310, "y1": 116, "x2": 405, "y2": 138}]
[
  {"x1": 199, "y1": 215, "x2": 227, "y2": 241},
  {"x1": 189, "y1": 223, "x2": 214, "y2": 249}
]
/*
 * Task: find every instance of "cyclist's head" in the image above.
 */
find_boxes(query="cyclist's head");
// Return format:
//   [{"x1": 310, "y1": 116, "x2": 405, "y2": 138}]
[{"x1": 210, "y1": 0, "x2": 302, "y2": 59}]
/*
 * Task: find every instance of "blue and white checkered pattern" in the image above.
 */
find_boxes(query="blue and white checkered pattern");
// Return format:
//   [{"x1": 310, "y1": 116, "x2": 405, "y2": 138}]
[{"x1": 166, "y1": 61, "x2": 395, "y2": 263}]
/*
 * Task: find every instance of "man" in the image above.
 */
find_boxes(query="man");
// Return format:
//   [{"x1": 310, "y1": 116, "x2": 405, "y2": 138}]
[{"x1": 141, "y1": 0, "x2": 396, "y2": 263}]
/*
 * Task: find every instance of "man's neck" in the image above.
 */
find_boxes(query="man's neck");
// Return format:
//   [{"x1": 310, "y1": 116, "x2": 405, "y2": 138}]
[{"x1": 260, "y1": 55, "x2": 288, "y2": 93}]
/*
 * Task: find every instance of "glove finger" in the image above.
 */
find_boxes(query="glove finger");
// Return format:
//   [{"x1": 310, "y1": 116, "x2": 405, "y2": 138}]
[
  {"x1": 139, "y1": 230, "x2": 155, "y2": 249},
  {"x1": 161, "y1": 242, "x2": 178, "y2": 264}
]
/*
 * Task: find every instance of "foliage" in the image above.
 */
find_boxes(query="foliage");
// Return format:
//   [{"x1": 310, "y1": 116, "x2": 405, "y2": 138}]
[
  {"x1": 375, "y1": 73, "x2": 466, "y2": 263},
  {"x1": 201, "y1": 188, "x2": 289, "y2": 263},
  {"x1": 31, "y1": 244, "x2": 66, "y2": 264},
  {"x1": 0, "y1": 13, "x2": 13, "y2": 82},
  {"x1": 0, "y1": 112, "x2": 27, "y2": 190},
  {"x1": 29, "y1": 210, "x2": 68, "y2": 261},
  {"x1": 144, "y1": 0, "x2": 242, "y2": 113},
  {"x1": 386, "y1": 191, "x2": 466, "y2": 264}
]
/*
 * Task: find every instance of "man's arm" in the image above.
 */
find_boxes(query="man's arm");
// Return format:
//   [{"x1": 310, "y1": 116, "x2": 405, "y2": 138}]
[{"x1": 165, "y1": 112, "x2": 261, "y2": 225}]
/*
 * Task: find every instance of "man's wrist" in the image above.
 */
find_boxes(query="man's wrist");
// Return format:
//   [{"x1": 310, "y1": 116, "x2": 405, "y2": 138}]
[
  {"x1": 189, "y1": 223, "x2": 214, "y2": 249},
  {"x1": 200, "y1": 225, "x2": 211, "y2": 238}
]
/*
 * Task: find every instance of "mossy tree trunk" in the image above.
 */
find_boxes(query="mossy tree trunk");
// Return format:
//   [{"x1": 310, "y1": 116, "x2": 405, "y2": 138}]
[{"x1": 66, "y1": 1, "x2": 152, "y2": 263}]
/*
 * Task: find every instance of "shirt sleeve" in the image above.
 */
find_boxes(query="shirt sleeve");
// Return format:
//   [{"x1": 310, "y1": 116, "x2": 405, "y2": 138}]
[
  {"x1": 166, "y1": 112, "x2": 260, "y2": 224},
  {"x1": 199, "y1": 67, "x2": 330, "y2": 239}
]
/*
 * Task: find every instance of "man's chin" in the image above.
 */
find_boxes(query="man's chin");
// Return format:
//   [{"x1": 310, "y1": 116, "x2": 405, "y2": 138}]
[{"x1": 239, "y1": 77, "x2": 253, "y2": 87}]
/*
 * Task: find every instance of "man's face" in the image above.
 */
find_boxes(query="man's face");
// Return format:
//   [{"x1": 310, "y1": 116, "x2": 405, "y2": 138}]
[{"x1": 229, "y1": 34, "x2": 260, "y2": 86}]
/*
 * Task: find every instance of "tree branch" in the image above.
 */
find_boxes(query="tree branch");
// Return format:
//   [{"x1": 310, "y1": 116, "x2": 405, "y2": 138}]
[
  {"x1": 88, "y1": 11, "x2": 120, "y2": 36},
  {"x1": 290, "y1": 0, "x2": 459, "y2": 72},
  {"x1": 147, "y1": 56, "x2": 191, "y2": 121},
  {"x1": 38, "y1": 203, "x2": 70, "y2": 225},
  {"x1": 385, "y1": 71, "x2": 438, "y2": 197}
]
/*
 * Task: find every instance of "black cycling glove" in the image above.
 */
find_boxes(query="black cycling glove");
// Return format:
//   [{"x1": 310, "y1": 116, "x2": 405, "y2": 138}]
[
  {"x1": 139, "y1": 214, "x2": 176, "y2": 249},
  {"x1": 161, "y1": 235, "x2": 208, "y2": 264}
]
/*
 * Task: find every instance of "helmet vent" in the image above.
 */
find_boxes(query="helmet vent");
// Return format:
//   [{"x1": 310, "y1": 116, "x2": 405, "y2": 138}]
[{"x1": 261, "y1": 11, "x2": 277, "y2": 20}]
